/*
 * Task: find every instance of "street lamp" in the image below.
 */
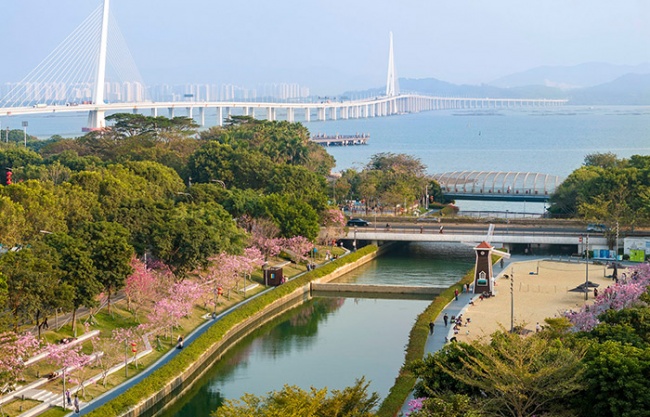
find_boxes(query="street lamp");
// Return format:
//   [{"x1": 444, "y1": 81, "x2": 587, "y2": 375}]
[
  {"x1": 22, "y1": 121, "x2": 28, "y2": 147},
  {"x1": 585, "y1": 234, "x2": 590, "y2": 301},
  {"x1": 510, "y1": 269, "x2": 515, "y2": 333}
]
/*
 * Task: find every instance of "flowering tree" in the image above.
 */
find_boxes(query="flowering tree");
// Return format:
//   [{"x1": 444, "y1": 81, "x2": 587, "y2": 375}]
[
  {"x1": 0, "y1": 332, "x2": 40, "y2": 390},
  {"x1": 46, "y1": 343, "x2": 95, "y2": 399},
  {"x1": 148, "y1": 280, "x2": 201, "y2": 338},
  {"x1": 282, "y1": 236, "x2": 314, "y2": 263},
  {"x1": 249, "y1": 218, "x2": 282, "y2": 260},
  {"x1": 124, "y1": 257, "x2": 158, "y2": 321},
  {"x1": 567, "y1": 265, "x2": 650, "y2": 331},
  {"x1": 319, "y1": 208, "x2": 346, "y2": 246}
]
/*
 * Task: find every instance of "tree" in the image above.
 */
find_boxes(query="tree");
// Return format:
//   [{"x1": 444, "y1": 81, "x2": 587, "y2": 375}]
[
  {"x1": 44, "y1": 233, "x2": 101, "y2": 335},
  {"x1": 0, "y1": 332, "x2": 40, "y2": 390},
  {"x1": 0, "y1": 245, "x2": 72, "y2": 338},
  {"x1": 578, "y1": 341, "x2": 650, "y2": 417},
  {"x1": 124, "y1": 257, "x2": 158, "y2": 321},
  {"x1": 75, "y1": 221, "x2": 134, "y2": 314},
  {"x1": 263, "y1": 194, "x2": 320, "y2": 240},
  {"x1": 417, "y1": 331, "x2": 586, "y2": 417},
  {"x1": 212, "y1": 377, "x2": 379, "y2": 417},
  {"x1": 151, "y1": 202, "x2": 246, "y2": 278}
]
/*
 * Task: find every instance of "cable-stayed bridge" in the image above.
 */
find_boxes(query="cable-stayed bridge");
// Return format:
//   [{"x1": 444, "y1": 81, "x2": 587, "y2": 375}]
[{"x1": 0, "y1": 0, "x2": 567, "y2": 132}]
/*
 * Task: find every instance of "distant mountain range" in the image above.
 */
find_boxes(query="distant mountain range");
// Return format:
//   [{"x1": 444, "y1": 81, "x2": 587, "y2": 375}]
[
  {"x1": 489, "y1": 62, "x2": 650, "y2": 89},
  {"x1": 342, "y1": 63, "x2": 650, "y2": 105}
]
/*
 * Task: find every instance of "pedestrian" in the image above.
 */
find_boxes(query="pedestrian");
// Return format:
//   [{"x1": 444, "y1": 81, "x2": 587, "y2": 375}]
[
  {"x1": 443, "y1": 313, "x2": 449, "y2": 327},
  {"x1": 593, "y1": 288, "x2": 599, "y2": 298},
  {"x1": 65, "y1": 389, "x2": 71, "y2": 406},
  {"x1": 454, "y1": 288, "x2": 459, "y2": 301},
  {"x1": 177, "y1": 335, "x2": 184, "y2": 349},
  {"x1": 500, "y1": 258, "x2": 504, "y2": 268},
  {"x1": 535, "y1": 322, "x2": 541, "y2": 333},
  {"x1": 439, "y1": 225, "x2": 444, "y2": 234},
  {"x1": 74, "y1": 394, "x2": 79, "y2": 414},
  {"x1": 465, "y1": 283, "x2": 470, "y2": 293},
  {"x1": 429, "y1": 321, "x2": 435, "y2": 335}
]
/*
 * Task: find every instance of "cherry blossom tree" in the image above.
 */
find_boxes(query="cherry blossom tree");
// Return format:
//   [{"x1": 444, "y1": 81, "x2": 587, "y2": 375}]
[
  {"x1": 320, "y1": 208, "x2": 346, "y2": 246},
  {"x1": 124, "y1": 257, "x2": 158, "y2": 321},
  {"x1": 282, "y1": 236, "x2": 314, "y2": 263},
  {"x1": 148, "y1": 280, "x2": 201, "y2": 339},
  {"x1": 0, "y1": 332, "x2": 40, "y2": 390},
  {"x1": 567, "y1": 265, "x2": 650, "y2": 331},
  {"x1": 46, "y1": 342, "x2": 95, "y2": 401},
  {"x1": 249, "y1": 218, "x2": 282, "y2": 260}
]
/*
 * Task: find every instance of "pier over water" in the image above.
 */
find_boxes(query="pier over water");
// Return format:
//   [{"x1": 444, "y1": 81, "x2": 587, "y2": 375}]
[{"x1": 311, "y1": 133, "x2": 369, "y2": 146}]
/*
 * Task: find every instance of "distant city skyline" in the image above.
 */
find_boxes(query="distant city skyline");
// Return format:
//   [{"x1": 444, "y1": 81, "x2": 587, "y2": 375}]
[{"x1": 1, "y1": 0, "x2": 649, "y2": 95}]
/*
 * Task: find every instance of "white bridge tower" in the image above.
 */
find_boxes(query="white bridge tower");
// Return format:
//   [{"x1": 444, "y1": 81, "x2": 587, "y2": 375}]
[
  {"x1": 87, "y1": 0, "x2": 110, "y2": 130},
  {"x1": 385, "y1": 32, "x2": 399, "y2": 97}
]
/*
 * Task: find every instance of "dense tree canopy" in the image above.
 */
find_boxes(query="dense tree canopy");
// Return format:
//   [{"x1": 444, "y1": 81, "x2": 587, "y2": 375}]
[{"x1": 550, "y1": 153, "x2": 650, "y2": 232}]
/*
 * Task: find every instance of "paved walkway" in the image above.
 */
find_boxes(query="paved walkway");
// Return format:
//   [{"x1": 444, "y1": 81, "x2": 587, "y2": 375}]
[{"x1": 398, "y1": 256, "x2": 517, "y2": 416}]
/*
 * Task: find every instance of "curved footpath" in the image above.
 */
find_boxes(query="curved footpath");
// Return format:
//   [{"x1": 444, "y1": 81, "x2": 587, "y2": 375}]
[{"x1": 73, "y1": 245, "x2": 393, "y2": 417}]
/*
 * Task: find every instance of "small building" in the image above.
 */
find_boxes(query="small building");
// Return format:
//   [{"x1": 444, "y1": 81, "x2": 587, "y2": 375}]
[
  {"x1": 624, "y1": 237, "x2": 650, "y2": 262},
  {"x1": 264, "y1": 267, "x2": 284, "y2": 286}
]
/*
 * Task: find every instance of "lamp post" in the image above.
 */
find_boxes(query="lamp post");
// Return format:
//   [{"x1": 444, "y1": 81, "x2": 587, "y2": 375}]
[
  {"x1": 585, "y1": 234, "x2": 590, "y2": 300},
  {"x1": 22, "y1": 121, "x2": 28, "y2": 147},
  {"x1": 510, "y1": 269, "x2": 514, "y2": 333}
]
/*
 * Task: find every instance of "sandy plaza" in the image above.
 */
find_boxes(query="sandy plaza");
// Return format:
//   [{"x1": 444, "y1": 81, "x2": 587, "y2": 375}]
[{"x1": 452, "y1": 258, "x2": 621, "y2": 342}]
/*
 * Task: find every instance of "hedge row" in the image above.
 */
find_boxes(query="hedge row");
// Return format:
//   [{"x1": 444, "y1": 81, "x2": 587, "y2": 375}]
[
  {"x1": 376, "y1": 267, "x2": 476, "y2": 417},
  {"x1": 86, "y1": 244, "x2": 378, "y2": 417}
]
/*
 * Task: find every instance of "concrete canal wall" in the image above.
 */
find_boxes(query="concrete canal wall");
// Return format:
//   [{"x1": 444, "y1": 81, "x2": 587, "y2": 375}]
[{"x1": 121, "y1": 246, "x2": 389, "y2": 417}]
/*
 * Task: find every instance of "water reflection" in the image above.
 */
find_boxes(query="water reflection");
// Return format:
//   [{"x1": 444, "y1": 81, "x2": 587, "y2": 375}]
[{"x1": 161, "y1": 243, "x2": 472, "y2": 417}]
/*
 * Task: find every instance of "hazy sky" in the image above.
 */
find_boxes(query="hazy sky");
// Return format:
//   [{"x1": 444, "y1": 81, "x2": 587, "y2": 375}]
[{"x1": 2, "y1": 0, "x2": 649, "y2": 94}]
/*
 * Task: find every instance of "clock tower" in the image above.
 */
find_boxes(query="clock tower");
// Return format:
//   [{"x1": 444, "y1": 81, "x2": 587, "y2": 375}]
[{"x1": 473, "y1": 241, "x2": 494, "y2": 294}]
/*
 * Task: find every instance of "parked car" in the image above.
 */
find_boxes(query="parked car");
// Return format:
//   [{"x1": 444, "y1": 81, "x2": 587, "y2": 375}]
[
  {"x1": 587, "y1": 223, "x2": 607, "y2": 233},
  {"x1": 347, "y1": 218, "x2": 370, "y2": 227}
]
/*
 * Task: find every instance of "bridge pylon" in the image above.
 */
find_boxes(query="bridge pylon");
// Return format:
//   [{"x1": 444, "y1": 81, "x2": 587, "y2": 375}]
[
  {"x1": 385, "y1": 32, "x2": 399, "y2": 97},
  {"x1": 86, "y1": 0, "x2": 110, "y2": 131}
]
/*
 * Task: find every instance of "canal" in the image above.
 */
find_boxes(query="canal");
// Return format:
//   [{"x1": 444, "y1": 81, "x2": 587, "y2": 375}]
[{"x1": 160, "y1": 243, "x2": 473, "y2": 417}]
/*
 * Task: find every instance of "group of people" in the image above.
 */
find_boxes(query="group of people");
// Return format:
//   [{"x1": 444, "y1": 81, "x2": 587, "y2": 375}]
[{"x1": 65, "y1": 389, "x2": 80, "y2": 413}]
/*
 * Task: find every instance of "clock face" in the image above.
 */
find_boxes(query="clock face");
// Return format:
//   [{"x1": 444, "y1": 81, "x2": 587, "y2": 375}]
[{"x1": 479, "y1": 251, "x2": 485, "y2": 256}]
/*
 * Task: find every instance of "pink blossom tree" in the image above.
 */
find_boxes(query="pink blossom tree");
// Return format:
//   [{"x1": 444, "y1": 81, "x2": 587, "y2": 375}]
[
  {"x1": 0, "y1": 332, "x2": 40, "y2": 390},
  {"x1": 567, "y1": 265, "x2": 650, "y2": 331},
  {"x1": 249, "y1": 218, "x2": 283, "y2": 260},
  {"x1": 147, "y1": 280, "x2": 201, "y2": 339},
  {"x1": 320, "y1": 208, "x2": 346, "y2": 246},
  {"x1": 124, "y1": 257, "x2": 158, "y2": 321},
  {"x1": 46, "y1": 343, "x2": 95, "y2": 402},
  {"x1": 282, "y1": 236, "x2": 314, "y2": 264}
]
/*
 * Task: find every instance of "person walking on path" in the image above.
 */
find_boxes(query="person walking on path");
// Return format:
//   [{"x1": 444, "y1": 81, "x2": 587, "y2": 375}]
[
  {"x1": 177, "y1": 335, "x2": 184, "y2": 349},
  {"x1": 443, "y1": 313, "x2": 449, "y2": 327},
  {"x1": 66, "y1": 389, "x2": 71, "y2": 407},
  {"x1": 429, "y1": 321, "x2": 435, "y2": 335},
  {"x1": 454, "y1": 289, "x2": 459, "y2": 301},
  {"x1": 74, "y1": 394, "x2": 80, "y2": 414}
]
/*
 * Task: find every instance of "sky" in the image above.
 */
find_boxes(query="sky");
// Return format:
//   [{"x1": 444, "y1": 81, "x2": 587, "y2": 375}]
[{"x1": 1, "y1": 0, "x2": 649, "y2": 94}]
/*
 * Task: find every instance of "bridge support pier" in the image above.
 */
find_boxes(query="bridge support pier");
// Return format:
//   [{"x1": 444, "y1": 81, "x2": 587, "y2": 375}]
[
  {"x1": 217, "y1": 107, "x2": 223, "y2": 126},
  {"x1": 186, "y1": 107, "x2": 193, "y2": 119},
  {"x1": 198, "y1": 107, "x2": 205, "y2": 126},
  {"x1": 151, "y1": 108, "x2": 158, "y2": 117},
  {"x1": 87, "y1": 110, "x2": 105, "y2": 130},
  {"x1": 168, "y1": 107, "x2": 175, "y2": 118},
  {"x1": 304, "y1": 108, "x2": 310, "y2": 122}
]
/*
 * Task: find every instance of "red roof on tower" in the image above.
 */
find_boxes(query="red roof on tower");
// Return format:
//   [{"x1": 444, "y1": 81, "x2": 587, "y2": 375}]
[{"x1": 475, "y1": 241, "x2": 493, "y2": 249}]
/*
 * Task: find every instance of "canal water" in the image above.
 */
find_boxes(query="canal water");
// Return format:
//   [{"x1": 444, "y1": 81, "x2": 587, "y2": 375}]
[{"x1": 159, "y1": 243, "x2": 473, "y2": 417}]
